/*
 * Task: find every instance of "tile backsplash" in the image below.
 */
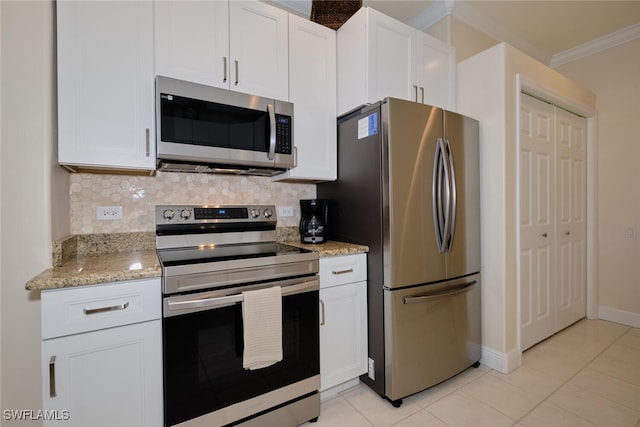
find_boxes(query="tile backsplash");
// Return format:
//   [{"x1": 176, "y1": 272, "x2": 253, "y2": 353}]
[{"x1": 70, "y1": 172, "x2": 315, "y2": 234}]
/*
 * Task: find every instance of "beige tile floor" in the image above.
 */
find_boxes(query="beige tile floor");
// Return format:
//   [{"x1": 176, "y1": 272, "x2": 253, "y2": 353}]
[{"x1": 304, "y1": 319, "x2": 640, "y2": 427}]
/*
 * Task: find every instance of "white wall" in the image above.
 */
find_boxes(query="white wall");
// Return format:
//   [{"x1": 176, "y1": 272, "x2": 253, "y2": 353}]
[
  {"x1": 556, "y1": 39, "x2": 640, "y2": 327},
  {"x1": 457, "y1": 43, "x2": 596, "y2": 372},
  {"x1": 1, "y1": 1, "x2": 56, "y2": 424}
]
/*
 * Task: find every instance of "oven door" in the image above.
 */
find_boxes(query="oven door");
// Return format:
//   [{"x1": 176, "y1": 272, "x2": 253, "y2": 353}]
[{"x1": 162, "y1": 276, "x2": 319, "y2": 427}]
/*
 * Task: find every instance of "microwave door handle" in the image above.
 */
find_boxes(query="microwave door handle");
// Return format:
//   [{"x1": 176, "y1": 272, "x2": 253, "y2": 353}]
[{"x1": 267, "y1": 103, "x2": 276, "y2": 160}]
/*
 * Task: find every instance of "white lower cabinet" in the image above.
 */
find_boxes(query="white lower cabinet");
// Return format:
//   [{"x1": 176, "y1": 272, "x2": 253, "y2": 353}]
[
  {"x1": 319, "y1": 254, "x2": 368, "y2": 392},
  {"x1": 40, "y1": 279, "x2": 162, "y2": 427}
]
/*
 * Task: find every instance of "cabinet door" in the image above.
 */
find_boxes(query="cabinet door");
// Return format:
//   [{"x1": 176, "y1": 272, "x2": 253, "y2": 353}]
[
  {"x1": 42, "y1": 321, "x2": 163, "y2": 427},
  {"x1": 519, "y1": 93, "x2": 556, "y2": 350},
  {"x1": 275, "y1": 14, "x2": 336, "y2": 182},
  {"x1": 555, "y1": 107, "x2": 587, "y2": 331},
  {"x1": 366, "y1": 8, "x2": 413, "y2": 103},
  {"x1": 319, "y1": 281, "x2": 368, "y2": 391},
  {"x1": 229, "y1": 1, "x2": 289, "y2": 100},
  {"x1": 155, "y1": 0, "x2": 230, "y2": 88},
  {"x1": 57, "y1": 0, "x2": 155, "y2": 171},
  {"x1": 411, "y1": 31, "x2": 455, "y2": 110}
]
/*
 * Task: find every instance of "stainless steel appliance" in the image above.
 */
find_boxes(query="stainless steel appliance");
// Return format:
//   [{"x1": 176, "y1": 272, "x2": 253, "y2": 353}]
[
  {"x1": 318, "y1": 98, "x2": 481, "y2": 407},
  {"x1": 299, "y1": 199, "x2": 329, "y2": 244},
  {"x1": 156, "y1": 205, "x2": 320, "y2": 427},
  {"x1": 156, "y1": 76, "x2": 294, "y2": 176}
]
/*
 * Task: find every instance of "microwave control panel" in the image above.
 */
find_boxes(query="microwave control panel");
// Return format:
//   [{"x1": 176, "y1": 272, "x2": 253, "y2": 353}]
[{"x1": 275, "y1": 115, "x2": 292, "y2": 154}]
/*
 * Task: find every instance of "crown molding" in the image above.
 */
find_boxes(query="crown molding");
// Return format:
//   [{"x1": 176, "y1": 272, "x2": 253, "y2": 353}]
[
  {"x1": 408, "y1": 0, "x2": 551, "y2": 64},
  {"x1": 551, "y1": 22, "x2": 640, "y2": 68},
  {"x1": 269, "y1": 0, "x2": 640, "y2": 67}
]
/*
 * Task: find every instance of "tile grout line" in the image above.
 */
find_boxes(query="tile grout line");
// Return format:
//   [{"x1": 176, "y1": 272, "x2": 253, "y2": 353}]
[{"x1": 512, "y1": 325, "x2": 633, "y2": 426}]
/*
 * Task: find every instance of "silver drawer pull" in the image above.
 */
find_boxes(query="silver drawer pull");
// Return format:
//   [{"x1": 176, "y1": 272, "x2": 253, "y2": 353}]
[
  {"x1": 49, "y1": 356, "x2": 57, "y2": 398},
  {"x1": 83, "y1": 302, "x2": 130, "y2": 315},
  {"x1": 332, "y1": 268, "x2": 354, "y2": 275}
]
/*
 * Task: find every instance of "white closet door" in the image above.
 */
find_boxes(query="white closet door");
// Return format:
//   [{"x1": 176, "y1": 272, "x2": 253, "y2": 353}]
[
  {"x1": 520, "y1": 93, "x2": 556, "y2": 350},
  {"x1": 555, "y1": 107, "x2": 587, "y2": 330}
]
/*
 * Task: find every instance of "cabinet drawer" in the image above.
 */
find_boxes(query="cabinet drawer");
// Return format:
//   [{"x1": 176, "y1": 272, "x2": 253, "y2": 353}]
[
  {"x1": 319, "y1": 253, "x2": 367, "y2": 288},
  {"x1": 42, "y1": 278, "x2": 161, "y2": 339}
]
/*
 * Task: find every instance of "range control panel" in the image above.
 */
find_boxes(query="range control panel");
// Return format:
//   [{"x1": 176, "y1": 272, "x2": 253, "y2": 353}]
[{"x1": 155, "y1": 205, "x2": 276, "y2": 224}]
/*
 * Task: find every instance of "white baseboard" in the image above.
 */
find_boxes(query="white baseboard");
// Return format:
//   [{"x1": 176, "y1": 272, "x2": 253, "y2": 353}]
[
  {"x1": 598, "y1": 306, "x2": 640, "y2": 328},
  {"x1": 480, "y1": 346, "x2": 522, "y2": 374},
  {"x1": 319, "y1": 378, "x2": 360, "y2": 401}
]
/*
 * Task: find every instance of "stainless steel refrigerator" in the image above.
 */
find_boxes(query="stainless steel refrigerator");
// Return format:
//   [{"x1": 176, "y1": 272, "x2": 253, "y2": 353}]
[{"x1": 318, "y1": 97, "x2": 481, "y2": 406}]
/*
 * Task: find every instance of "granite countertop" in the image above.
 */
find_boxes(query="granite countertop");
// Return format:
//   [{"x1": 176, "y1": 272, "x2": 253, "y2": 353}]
[
  {"x1": 26, "y1": 230, "x2": 368, "y2": 291},
  {"x1": 26, "y1": 250, "x2": 161, "y2": 291},
  {"x1": 285, "y1": 240, "x2": 369, "y2": 257},
  {"x1": 25, "y1": 232, "x2": 161, "y2": 291}
]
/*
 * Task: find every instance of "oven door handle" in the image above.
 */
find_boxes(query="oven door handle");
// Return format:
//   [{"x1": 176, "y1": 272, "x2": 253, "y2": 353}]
[{"x1": 165, "y1": 278, "x2": 318, "y2": 315}]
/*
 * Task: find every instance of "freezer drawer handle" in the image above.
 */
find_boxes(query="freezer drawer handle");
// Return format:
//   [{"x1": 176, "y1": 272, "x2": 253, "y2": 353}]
[
  {"x1": 83, "y1": 302, "x2": 130, "y2": 315},
  {"x1": 402, "y1": 281, "x2": 477, "y2": 304}
]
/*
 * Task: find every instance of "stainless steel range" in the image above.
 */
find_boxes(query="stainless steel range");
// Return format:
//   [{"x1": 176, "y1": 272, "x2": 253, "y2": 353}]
[{"x1": 156, "y1": 205, "x2": 320, "y2": 427}]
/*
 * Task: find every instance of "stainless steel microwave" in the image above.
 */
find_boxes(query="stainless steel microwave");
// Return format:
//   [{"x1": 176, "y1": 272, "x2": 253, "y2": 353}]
[{"x1": 155, "y1": 76, "x2": 294, "y2": 176}]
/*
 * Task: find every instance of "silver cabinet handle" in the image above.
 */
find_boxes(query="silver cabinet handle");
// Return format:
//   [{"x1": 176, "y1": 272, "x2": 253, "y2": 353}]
[
  {"x1": 420, "y1": 87, "x2": 425, "y2": 103},
  {"x1": 223, "y1": 56, "x2": 228, "y2": 83},
  {"x1": 234, "y1": 60, "x2": 239, "y2": 86},
  {"x1": 267, "y1": 104, "x2": 276, "y2": 160},
  {"x1": 320, "y1": 299, "x2": 325, "y2": 326},
  {"x1": 145, "y1": 128, "x2": 150, "y2": 157},
  {"x1": 331, "y1": 268, "x2": 354, "y2": 275},
  {"x1": 413, "y1": 85, "x2": 418, "y2": 102},
  {"x1": 403, "y1": 281, "x2": 477, "y2": 304},
  {"x1": 83, "y1": 302, "x2": 129, "y2": 315},
  {"x1": 49, "y1": 356, "x2": 57, "y2": 398}
]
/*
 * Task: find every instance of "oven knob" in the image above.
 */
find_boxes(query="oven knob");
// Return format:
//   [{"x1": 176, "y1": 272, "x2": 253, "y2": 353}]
[
  {"x1": 163, "y1": 209, "x2": 175, "y2": 221},
  {"x1": 263, "y1": 208, "x2": 273, "y2": 218},
  {"x1": 180, "y1": 209, "x2": 192, "y2": 220},
  {"x1": 249, "y1": 208, "x2": 261, "y2": 219}
]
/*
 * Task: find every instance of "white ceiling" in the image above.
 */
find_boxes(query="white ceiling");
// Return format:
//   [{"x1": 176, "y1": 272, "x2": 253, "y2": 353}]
[{"x1": 271, "y1": 0, "x2": 640, "y2": 66}]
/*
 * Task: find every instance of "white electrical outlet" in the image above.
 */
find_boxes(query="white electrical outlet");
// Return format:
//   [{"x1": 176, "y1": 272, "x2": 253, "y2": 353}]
[
  {"x1": 278, "y1": 206, "x2": 294, "y2": 217},
  {"x1": 97, "y1": 206, "x2": 123, "y2": 220}
]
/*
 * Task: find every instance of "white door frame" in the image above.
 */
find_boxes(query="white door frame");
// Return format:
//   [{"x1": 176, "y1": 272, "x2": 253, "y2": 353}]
[{"x1": 515, "y1": 74, "x2": 598, "y2": 355}]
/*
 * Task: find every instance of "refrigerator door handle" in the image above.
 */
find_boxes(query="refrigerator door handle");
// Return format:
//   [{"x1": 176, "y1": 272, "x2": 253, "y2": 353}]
[
  {"x1": 444, "y1": 139, "x2": 457, "y2": 252},
  {"x1": 433, "y1": 138, "x2": 447, "y2": 252},
  {"x1": 402, "y1": 280, "x2": 477, "y2": 304}
]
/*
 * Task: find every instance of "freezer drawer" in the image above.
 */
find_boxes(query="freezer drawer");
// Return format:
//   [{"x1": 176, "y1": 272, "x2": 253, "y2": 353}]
[{"x1": 383, "y1": 274, "x2": 481, "y2": 401}]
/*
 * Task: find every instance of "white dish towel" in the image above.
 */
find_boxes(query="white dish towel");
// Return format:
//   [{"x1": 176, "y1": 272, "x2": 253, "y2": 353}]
[{"x1": 242, "y1": 286, "x2": 283, "y2": 370}]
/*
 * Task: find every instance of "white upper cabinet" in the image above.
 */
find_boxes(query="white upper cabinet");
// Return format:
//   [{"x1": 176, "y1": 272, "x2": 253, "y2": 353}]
[
  {"x1": 337, "y1": 7, "x2": 455, "y2": 116},
  {"x1": 274, "y1": 14, "x2": 337, "y2": 182},
  {"x1": 155, "y1": 0, "x2": 289, "y2": 101},
  {"x1": 154, "y1": 0, "x2": 229, "y2": 89},
  {"x1": 57, "y1": 0, "x2": 155, "y2": 171},
  {"x1": 411, "y1": 31, "x2": 456, "y2": 109},
  {"x1": 229, "y1": 1, "x2": 289, "y2": 100}
]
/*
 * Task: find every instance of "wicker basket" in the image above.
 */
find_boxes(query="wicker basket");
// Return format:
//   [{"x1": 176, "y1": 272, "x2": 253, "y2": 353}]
[{"x1": 310, "y1": 0, "x2": 362, "y2": 30}]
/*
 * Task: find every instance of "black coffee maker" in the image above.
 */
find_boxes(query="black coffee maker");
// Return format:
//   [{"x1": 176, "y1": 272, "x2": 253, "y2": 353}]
[{"x1": 299, "y1": 199, "x2": 329, "y2": 244}]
